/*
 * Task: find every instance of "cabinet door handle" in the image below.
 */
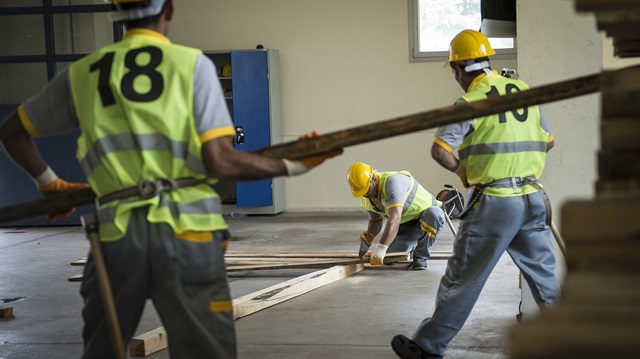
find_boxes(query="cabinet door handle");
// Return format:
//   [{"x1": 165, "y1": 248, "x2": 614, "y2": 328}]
[{"x1": 235, "y1": 126, "x2": 245, "y2": 144}]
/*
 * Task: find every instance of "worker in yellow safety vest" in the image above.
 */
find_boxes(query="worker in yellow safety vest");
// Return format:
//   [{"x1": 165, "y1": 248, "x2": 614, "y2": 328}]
[
  {"x1": 0, "y1": 1, "x2": 341, "y2": 358},
  {"x1": 391, "y1": 29, "x2": 561, "y2": 359},
  {"x1": 347, "y1": 162, "x2": 445, "y2": 270}
]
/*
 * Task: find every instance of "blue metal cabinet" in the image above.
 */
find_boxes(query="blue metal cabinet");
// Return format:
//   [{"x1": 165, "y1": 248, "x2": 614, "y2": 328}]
[{"x1": 205, "y1": 49, "x2": 284, "y2": 214}]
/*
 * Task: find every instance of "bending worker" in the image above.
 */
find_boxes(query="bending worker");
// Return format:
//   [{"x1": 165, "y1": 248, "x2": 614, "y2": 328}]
[
  {"x1": 391, "y1": 29, "x2": 560, "y2": 359},
  {"x1": 0, "y1": 1, "x2": 341, "y2": 358},
  {"x1": 347, "y1": 162, "x2": 445, "y2": 270}
]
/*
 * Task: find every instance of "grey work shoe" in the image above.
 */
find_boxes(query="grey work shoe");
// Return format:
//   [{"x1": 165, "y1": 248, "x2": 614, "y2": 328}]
[
  {"x1": 407, "y1": 257, "x2": 428, "y2": 270},
  {"x1": 391, "y1": 335, "x2": 443, "y2": 358}
]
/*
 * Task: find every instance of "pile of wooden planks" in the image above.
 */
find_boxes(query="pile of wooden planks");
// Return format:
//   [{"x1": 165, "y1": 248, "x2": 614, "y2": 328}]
[
  {"x1": 68, "y1": 249, "x2": 452, "y2": 281},
  {"x1": 66, "y1": 249, "x2": 451, "y2": 356},
  {"x1": 575, "y1": 0, "x2": 640, "y2": 58},
  {"x1": 510, "y1": 2, "x2": 640, "y2": 357}
]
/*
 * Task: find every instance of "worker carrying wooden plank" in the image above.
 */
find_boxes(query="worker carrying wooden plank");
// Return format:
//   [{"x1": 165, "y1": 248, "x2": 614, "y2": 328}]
[
  {"x1": 391, "y1": 29, "x2": 562, "y2": 359},
  {"x1": 0, "y1": 1, "x2": 342, "y2": 358},
  {"x1": 347, "y1": 162, "x2": 446, "y2": 270}
]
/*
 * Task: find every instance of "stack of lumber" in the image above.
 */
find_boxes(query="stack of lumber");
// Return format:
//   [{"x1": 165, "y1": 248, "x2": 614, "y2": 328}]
[
  {"x1": 510, "y1": 2, "x2": 640, "y2": 357},
  {"x1": 575, "y1": 0, "x2": 640, "y2": 58},
  {"x1": 69, "y1": 250, "x2": 452, "y2": 281}
]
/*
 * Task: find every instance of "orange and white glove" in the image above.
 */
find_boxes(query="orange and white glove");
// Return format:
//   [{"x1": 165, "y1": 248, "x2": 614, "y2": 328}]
[
  {"x1": 370, "y1": 243, "x2": 388, "y2": 266},
  {"x1": 282, "y1": 130, "x2": 343, "y2": 176},
  {"x1": 36, "y1": 167, "x2": 90, "y2": 222},
  {"x1": 358, "y1": 231, "x2": 374, "y2": 258}
]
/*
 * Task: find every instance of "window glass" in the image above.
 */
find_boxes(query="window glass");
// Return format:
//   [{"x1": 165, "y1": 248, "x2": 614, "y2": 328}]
[
  {"x1": 54, "y1": 12, "x2": 113, "y2": 54},
  {"x1": 0, "y1": 15, "x2": 45, "y2": 56},
  {"x1": 0, "y1": 63, "x2": 48, "y2": 103},
  {"x1": 409, "y1": 0, "x2": 515, "y2": 62}
]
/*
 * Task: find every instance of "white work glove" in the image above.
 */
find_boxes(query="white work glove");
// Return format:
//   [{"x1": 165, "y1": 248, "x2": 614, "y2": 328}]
[{"x1": 370, "y1": 243, "x2": 388, "y2": 266}]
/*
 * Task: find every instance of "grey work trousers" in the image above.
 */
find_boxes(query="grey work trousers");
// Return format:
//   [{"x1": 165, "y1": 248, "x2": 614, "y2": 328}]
[
  {"x1": 388, "y1": 204, "x2": 446, "y2": 260},
  {"x1": 80, "y1": 208, "x2": 235, "y2": 359},
  {"x1": 412, "y1": 192, "x2": 561, "y2": 356}
]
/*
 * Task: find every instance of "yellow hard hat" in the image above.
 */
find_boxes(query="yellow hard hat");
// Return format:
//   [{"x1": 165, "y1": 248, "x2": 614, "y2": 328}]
[
  {"x1": 446, "y1": 30, "x2": 496, "y2": 65},
  {"x1": 347, "y1": 162, "x2": 374, "y2": 197}
]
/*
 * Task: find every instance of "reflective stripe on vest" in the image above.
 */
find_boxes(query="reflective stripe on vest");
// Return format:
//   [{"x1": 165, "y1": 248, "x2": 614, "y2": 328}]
[
  {"x1": 80, "y1": 133, "x2": 206, "y2": 177},
  {"x1": 458, "y1": 141, "x2": 548, "y2": 160}
]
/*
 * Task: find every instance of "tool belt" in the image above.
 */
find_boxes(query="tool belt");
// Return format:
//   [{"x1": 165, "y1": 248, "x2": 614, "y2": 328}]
[
  {"x1": 98, "y1": 177, "x2": 207, "y2": 205},
  {"x1": 456, "y1": 176, "x2": 552, "y2": 225}
]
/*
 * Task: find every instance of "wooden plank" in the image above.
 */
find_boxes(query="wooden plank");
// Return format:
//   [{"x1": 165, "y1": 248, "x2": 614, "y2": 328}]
[
  {"x1": 595, "y1": 178, "x2": 640, "y2": 197},
  {"x1": 600, "y1": 118, "x2": 640, "y2": 151},
  {"x1": 511, "y1": 318, "x2": 640, "y2": 358},
  {"x1": 598, "y1": 150, "x2": 640, "y2": 180},
  {"x1": 601, "y1": 67, "x2": 640, "y2": 119},
  {"x1": 68, "y1": 274, "x2": 83, "y2": 282},
  {"x1": 232, "y1": 263, "x2": 364, "y2": 319},
  {"x1": 565, "y1": 239, "x2": 640, "y2": 264},
  {"x1": 0, "y1": 306, "x2": 13, "y2": 317},
  {"x1": 71, "y1": 258, "x2": 87, "y2": 266},
  {"x1": 226, "y1": 249, "x2": 450, "y2": 258},
  {"x1": 575, "y1": 0, "x2": 640, "y2": 11},
  {"x1": 0, "y1": 69, "x2": 605, "y2": 225},
  {"x1": 129, "y1": 264, "x2": 363, "y2": 357},
  {"x1": 561, "y1": 197, "x2": 640, "y2": 242},
  {"x1": 226, "y1": 253, "x2": 409, "y2": 272},
  {"x1": 225, "y1": 250, "x2": 362, "y2": 258},
  {"x1": 562, "y1": 272, "x2": 640, "y2": 305},
  {"x1": 129, "y1": 327, "x2": 167, "y2": 357}
]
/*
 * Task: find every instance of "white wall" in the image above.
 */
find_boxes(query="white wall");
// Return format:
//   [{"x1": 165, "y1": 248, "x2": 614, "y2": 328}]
[
  {"x1": 517, "y1": 0, "x2": 601, "y2": 224},
  {"x1": 170, "y1": 0, "x2": 515, "y2": 211}
]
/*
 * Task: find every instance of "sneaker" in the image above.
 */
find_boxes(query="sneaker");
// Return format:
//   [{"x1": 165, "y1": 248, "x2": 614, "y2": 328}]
[
  {"x1": 407, "y1": 257, "x2": 428, "y2": 270},
  {"x1": 391, "y1": 335, "x2": 443, "y2": 359}
]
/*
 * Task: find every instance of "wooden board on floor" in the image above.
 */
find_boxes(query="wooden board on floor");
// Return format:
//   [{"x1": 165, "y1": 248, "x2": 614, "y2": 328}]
[
  {"x1": 68, "y1": 251, "x2": 417, "y2": 280},
  {"x1": 0, "y1": 306, "x2": 13, "y2": 317},
  {"x1": 128, "y1": 263, "x2": 363, "y2": 357}
]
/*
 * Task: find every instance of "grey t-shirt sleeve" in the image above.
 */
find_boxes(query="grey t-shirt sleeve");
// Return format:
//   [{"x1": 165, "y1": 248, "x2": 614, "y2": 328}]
[
  {"x1": 434, "y1": 98, "x2": 474, "y2": 150},
  {"x1": 21, "y1": 68, "x2": 78, "y2": 136},
  {"x1": 192, "y1": 53, "x2": 234, "y2": 138},
  {"x1": 539, "y1": 109, "x2": 552, "y2": 137},
  {"x1": 384, "y1": 174, "x2": 411, "y2": 207}
]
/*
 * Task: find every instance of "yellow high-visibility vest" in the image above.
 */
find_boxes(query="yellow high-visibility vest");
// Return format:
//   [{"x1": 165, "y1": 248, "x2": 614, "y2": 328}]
[{"x1": 69, "y1": 29, "x2": 227, "y2": 240}]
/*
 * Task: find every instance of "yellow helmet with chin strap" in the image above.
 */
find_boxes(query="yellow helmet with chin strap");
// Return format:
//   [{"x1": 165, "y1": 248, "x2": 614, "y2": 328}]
[
  {"x1": 110, "y1": 0, "x2": 167, "y2": 22},
  {"x1": 445, "y1": 29, "x2": 495, "y2": 66},
  {"x1": 347, "y1": 162, "x2": 374, "y2": 197}
]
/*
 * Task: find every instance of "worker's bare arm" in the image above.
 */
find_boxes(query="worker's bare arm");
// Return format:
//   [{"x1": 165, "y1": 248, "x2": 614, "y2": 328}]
[
  {"x1": 431, "y1": 142, "x2": 459, "y2": 172},
  {"x1": 378, "y1": 206, "x2": 402, "y2": 247},
  {"x1": 0, "y1": 112, "x2": 48, "y2": 177},
  {"x1": 366, "y1": 217, "x2": 383, "y2": 237},
  {"x1": 201, "y1": 136, "x2": 287, "y2": 181},
  {"x1": 547, "y1": 139, "x2": 555, "y2": 152}
]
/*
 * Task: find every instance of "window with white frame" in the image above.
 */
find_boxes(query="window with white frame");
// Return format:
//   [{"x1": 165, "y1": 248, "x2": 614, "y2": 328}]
[{"x1": 408, "y1": 0, "x2": 515, "y2": 62}]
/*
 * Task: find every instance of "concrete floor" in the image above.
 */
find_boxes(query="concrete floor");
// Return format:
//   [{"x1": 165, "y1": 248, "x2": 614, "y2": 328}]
[{"x1": 0, "y1": 212, "x2": 523, "y2": 359}]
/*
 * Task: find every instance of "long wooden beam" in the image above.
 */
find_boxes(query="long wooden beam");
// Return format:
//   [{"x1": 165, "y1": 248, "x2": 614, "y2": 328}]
[
  {"x1": 0, "y1": 68, "x2": 607, "y2": 224},
  {"x1": 128, "y1": 263, "x2": 364, "y2": 356}
]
